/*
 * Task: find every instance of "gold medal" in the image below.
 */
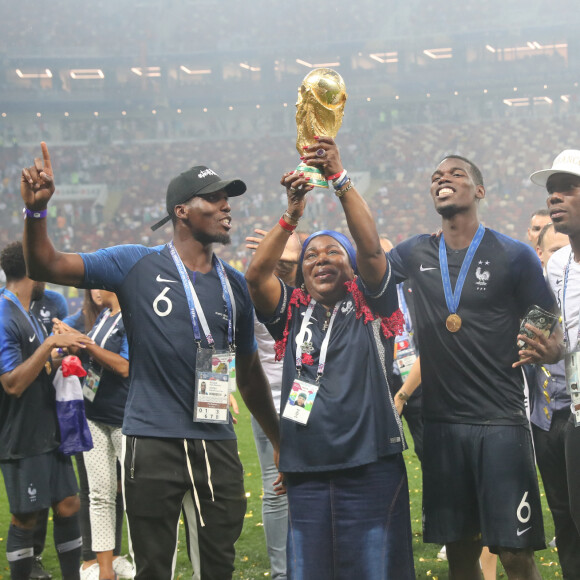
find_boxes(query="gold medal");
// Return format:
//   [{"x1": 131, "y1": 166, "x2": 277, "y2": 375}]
[
  {"x1": 446, "y1": 313, "x2": 462, "y2": 333},
  {"x1": 45, "y1": 361, "x2": 52, "y2": 375}
]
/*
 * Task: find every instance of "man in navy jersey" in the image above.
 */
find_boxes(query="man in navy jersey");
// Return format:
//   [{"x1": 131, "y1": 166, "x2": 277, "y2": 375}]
[
  {"x1": 0, "y1": 286, "x2": 66, "y2": 579},
  {"x1": 20, "y1": 143, "x2": 280, "y2": 579},
  {"x1": 0, "y1": 241, "x2": 88, "y2": 580},
  {"x1": 32, "y1": 288, "x2": 68, "y2": 335},
  {"x1": 388, "y1": 155, "x2": 555, "y2": 579}
]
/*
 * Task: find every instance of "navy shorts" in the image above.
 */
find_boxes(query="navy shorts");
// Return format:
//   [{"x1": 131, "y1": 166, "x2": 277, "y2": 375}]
[
  {"x1": 422, "y1": 421, "x2": 545, "y2": 552},
  {"x1": 0, "y1": 450, "x2": 78, "y2": 515}
]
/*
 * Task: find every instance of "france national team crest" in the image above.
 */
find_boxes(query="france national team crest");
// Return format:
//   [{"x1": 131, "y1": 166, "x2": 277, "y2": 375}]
[{"x1": 475, "y1": 260, "x2": 491, "y2": 290}]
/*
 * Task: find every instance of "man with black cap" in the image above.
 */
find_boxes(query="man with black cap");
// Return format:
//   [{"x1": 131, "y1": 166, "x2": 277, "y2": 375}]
[
  {"x1": 20, "y1": 143, "x2": 281, "y2": 580},
  {"x1": 522, "y1": 149, "x2": 580, "y2": 579}
]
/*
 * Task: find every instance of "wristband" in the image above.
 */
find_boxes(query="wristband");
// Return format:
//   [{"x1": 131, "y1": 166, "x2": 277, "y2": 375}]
[
  {"x1": 335, "y1": 180, "x2": 354, "y2": 198},
  {"x1": 333, "y1": 174, "x2": 350, "y2": 190},
  {"x1": 327, "y1": 171, "x2": 343, "y2": 181},
  {"x1": 283, "y1": 211, "x2": 300, "y2": 226},
  {"x1": 278, "y1": 217, "x2": 297, "y2": 233},
  {"x1": 397, "y1": 391, "x2": 410, "y2": 402},
  {"x1": 23, "y1": 208, "x2": 47, "y2": 219}
]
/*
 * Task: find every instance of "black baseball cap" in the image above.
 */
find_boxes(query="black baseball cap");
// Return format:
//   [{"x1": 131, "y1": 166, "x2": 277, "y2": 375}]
[{"x1": 151, "y1": 165, "x2": 247, "y2": 231}]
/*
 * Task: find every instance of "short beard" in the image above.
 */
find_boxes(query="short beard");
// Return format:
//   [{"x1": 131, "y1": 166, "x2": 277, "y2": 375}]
[
  {"x1": 436, "y1": 204, "x2": 462, "y2": 219},
  {"x1": 194, "y1": 231, "x2": 231, "y2": 246}
]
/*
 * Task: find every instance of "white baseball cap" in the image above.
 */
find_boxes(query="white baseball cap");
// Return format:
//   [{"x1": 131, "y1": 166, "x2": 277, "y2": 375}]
[{"x1": 530, "y1": 149, "x2": 580, "y2": 187}]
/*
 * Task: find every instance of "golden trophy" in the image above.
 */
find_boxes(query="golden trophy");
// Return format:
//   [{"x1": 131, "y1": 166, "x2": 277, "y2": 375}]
[{"x1": 295, "y1": 68, "x2": 347, "y2": 188}]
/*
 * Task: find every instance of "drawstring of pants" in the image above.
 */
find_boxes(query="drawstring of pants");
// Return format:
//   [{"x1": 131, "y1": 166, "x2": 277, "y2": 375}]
[{"x1": 183, "y1": 439, "x2": 215, "y2": 527}]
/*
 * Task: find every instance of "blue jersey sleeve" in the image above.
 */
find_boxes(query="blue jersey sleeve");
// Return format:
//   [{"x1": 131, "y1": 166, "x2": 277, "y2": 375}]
[
  {"x1": 387, "y1": 237, "x2": 418, "y2": 284},
  {"x1": 357, "y1": 265, "x2": 398, "y2": 317},
  {"x1": 512, "y1": 242, "x2": 556, "y2": 316},
  {"x1": 0, "y1": 302, "x2": 23, "y2": 374},
  {"x1": 80, "y1": 245, "x2": 163, "y2": 292},
  {"x1": 119, "y1": 330, "x2": 129, "y2": 360}
]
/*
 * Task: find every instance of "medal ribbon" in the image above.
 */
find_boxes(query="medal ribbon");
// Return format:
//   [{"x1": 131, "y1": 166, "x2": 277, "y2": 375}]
[
  {"x1": 2, "y1": 289, "x2": 46, "y2": 342},
  {"x1": 168, "y1": 241, "x2": 235, "y2": 347},
  {"x1": 439, "y1": 224, "x2": 485, "y2": 316},
  {"x1": 295, "y1": 299, "x2": 340, "y2": 379}
]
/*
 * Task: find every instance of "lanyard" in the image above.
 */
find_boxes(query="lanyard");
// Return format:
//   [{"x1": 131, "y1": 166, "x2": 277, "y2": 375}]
[
  {"x1": 295, "y1": 299, "x2": 340, "y2": 380},
  {"x1": 562, "y1": 250, "x2": 580, "y2": 350},
  {"x1": 168, "y1": 241, "x2": 235, "y2": 348},
  {"x1": 1, "y1": 289, "x2": 45, "y2": 342},
  {"x1": 396, "y1": 284, "x2": 412, "y2": 335},
  {"x1": 89, "y1": 309, "x2": 123, "y2": 349},
  {"x1": 439, "y1": 224, "x2": 485, "y2": 315}
]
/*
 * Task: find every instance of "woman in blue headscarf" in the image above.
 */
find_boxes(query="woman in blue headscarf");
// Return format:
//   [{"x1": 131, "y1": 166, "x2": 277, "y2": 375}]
[{"x1": 245, "y1": 137, "x2": 415, "y2": 580}]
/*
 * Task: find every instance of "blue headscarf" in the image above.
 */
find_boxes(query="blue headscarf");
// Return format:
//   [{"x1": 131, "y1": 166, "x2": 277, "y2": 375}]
[{"x1": 297, "y1": 230, "x2": 357, "y2": 287}]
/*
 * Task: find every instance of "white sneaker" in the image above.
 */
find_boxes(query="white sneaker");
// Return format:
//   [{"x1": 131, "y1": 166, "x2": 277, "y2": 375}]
[
  {"x1": 437, "y1": 545, "x2": 447, "y2": 560},
  {"x1": 113, "y1": 555, "x2": 135, "y2": 579},
  {"x1": 80, "y1": 563, "x2": 100, "y2": 580}
]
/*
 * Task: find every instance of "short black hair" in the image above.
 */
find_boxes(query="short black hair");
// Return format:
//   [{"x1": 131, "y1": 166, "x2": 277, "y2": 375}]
[
  {"x1": 537, "y1": 222, "x2": 555, "y2": 249},
  {"x1": 531, "y1": 208, "x2": 550, "y2": 219},
  {"x1": 440, "y1": 155, "x2": 484, "y2": 187},
  {"x1": 0, "y1": 241, "x2": 26, "y2": 281}
]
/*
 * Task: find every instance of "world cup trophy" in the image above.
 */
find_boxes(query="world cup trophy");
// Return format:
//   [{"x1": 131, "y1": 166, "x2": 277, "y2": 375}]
[{"x1": 295, "y1": 68, "x2": 347, "y2": 188}]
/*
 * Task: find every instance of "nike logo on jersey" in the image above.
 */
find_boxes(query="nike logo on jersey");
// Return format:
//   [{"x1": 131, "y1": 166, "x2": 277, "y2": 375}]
[
  {"x1": 419, "y1": 265, "x2": 438, "y2": 272},
  {"x1": 29, "y1": 334, "x2": 36, "y2": 342},
  {"x1": 516, "y1": 526, "x2": 531, "y2": 536},
  {"x1": 156, "y1": 275, "x2": 178, "y2": 283}
]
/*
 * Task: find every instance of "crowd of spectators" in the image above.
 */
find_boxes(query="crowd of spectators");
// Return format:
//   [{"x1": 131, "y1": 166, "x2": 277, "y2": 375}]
[
  {"x1": 2, "y1": 107, "x2": 579, "y2": 288},
  {"x1": 1, "y1": 0, "x2": 556, "y2": 58}
]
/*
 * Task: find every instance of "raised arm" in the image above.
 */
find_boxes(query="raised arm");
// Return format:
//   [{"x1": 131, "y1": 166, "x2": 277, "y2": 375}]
[
  {"x1": 245, "y1": 171, "x2": 311, "y2": 317},
  {"x1": 21, "y1": 142, "x2": 85, "y2": 286},
  {"x1": 302, "y1": 136, "x2": 387, "y2": 291}
]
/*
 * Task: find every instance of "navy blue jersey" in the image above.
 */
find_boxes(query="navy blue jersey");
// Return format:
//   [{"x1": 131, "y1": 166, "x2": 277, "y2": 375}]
[
  {"x1": 388, "y1": 229, "x2": 555, "y2": 425},
  {"x1": 84, "y1": 311, "x2": 130, "y2": 427},
  {"x1": 62, "y1": 309, "x2": 85, "y2": 332},
  {"x1": 79, "y1": 244, "x2": 257, "y2": 439},
  {"x1": 31, "y1": 289, "x2": 69, "y2": 335},
  {"x1": 0, "y1": 296, "x2": 59, "y2": 460},
  {"x1": 262, "y1": 272, "x2": 405, "y2": 473}
]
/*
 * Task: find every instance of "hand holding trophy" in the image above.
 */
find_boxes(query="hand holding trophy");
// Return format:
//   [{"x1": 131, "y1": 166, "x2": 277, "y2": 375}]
[{"x1": 295, "y1": 68, "x2": 347, "y2": 188}]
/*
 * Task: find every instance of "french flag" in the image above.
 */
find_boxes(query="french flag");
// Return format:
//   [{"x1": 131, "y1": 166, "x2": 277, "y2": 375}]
[{"x1": 53, "y1": 356, "x2": 93, "y2": 455}]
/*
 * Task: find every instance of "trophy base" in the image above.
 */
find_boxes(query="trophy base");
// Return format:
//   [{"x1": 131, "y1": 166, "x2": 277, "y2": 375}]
[{"x1": 296, "y1": 162, "x2": 329, "y2": 189}]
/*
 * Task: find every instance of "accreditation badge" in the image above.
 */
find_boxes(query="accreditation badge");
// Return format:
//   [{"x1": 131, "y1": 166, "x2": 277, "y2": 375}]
[
  {"x1": 194, "y1": 370, "x2": 229, "y2": 424},
  {"x1": 565, "y1": 351, "x2": 580, "y2": 427},
  {"x1": 82, "y1": 366, "x2": 102, "y2": 402},
  {"x1": 395, "y1": 335, "x2": 417, "y2": 381},
  {"x1": 282, "y1": 379, "x2": 319, "y2": 425},
  {"x1": 211, "y1": 351, "x2": 237, "y2": 393}
]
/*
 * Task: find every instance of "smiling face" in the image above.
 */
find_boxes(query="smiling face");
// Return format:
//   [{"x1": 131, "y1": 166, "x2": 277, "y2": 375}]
[
  {"x1": 301, "y1": 235, "x2": 354, "y2": 306},
  {"x1": 546, "y1": 173, "x2": 580, "y2": 238},
  {"x1": 176, "y1": 190, "x2": 232, "y2": 245},
  {"x1": 430, "y1": 157, "x2": 485, "y2": 219}
]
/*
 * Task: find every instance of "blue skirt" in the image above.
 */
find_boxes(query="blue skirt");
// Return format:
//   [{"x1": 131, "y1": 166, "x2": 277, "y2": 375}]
[{"x1": 285, "y1": 454, "x2": 416, "y2": 580}]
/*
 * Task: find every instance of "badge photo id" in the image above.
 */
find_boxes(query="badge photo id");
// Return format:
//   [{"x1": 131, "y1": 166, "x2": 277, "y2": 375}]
[
  {"x1": 82, "y1": 367, "x2": 101, "y2": 402},
  {"x1": 282, "y1": 379, "x2": 319, "y2": 425},
  {"x1": 194, "y1": 371, "x2": 229, "y2": 424}
]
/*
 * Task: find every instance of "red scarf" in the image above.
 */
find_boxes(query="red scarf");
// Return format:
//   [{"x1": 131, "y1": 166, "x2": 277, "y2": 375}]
[{"x1": 274, "y1": 279, "x2": 404, "y2": 363}]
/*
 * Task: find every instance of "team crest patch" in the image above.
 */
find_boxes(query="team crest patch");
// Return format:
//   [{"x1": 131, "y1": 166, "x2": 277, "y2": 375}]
[
  {"x1": 475, "y1": 261, "x2": 490, "y2": 290},
  {"x1": 341, "y1": 300, "x2": 354, "y2": 315}
]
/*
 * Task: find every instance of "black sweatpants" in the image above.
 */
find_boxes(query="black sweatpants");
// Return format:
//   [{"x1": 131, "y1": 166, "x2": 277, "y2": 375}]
[{"x1": 122, "y1": 436, "x2": 246, "y2": 580}]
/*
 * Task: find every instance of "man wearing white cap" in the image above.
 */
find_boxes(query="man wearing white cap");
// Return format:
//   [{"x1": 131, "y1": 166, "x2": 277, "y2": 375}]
[{"x1": 524, "y1": 149, "x2": 580, "y2": 580}]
